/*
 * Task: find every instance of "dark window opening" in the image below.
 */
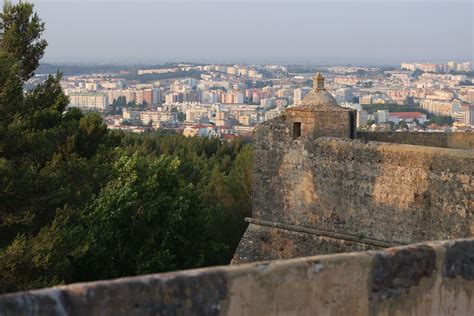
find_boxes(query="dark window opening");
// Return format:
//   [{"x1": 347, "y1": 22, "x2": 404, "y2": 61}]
[
  {"x1": 293, "y1": 122, "x2": 301, "y2": 138},
  {"x1": 349, "y1": 112, "x2": 356, "y2": 139}
]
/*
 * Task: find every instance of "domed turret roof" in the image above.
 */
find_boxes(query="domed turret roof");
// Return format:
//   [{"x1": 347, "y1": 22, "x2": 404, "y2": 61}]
[{"x1": 298, "y1": 73, "x2": 341, "y2": 110}]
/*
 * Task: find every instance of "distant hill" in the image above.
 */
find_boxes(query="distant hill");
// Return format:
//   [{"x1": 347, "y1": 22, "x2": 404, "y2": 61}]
[
  {"x1": 36, "y1": 63, "x2": 130, "y2": 76},
  {"x1": 35, "y1": 63, "x2": 187, "y2": 76}
]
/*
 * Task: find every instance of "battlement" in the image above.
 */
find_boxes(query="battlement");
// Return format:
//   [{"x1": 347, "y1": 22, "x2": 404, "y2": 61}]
[{"x1": 1, "y1": 239, "x2": 473, "y2": 315}]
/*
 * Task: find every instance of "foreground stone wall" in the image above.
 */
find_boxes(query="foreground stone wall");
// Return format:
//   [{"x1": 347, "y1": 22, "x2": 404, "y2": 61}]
[
  {"x1": 1, "y1": 239, "x2": 473, "y2": 315},
  {"x1": 357, "y1": 132, "x2": 474, "y2": 150},
  {"x1": 234, "y1": 118, "x2": 473, "y2": 263}
]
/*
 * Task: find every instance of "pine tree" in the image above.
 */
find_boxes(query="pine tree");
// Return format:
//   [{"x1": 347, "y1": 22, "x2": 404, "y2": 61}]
[{"x1": 0, "y1": 1, "x2": 47, "y2": 80}]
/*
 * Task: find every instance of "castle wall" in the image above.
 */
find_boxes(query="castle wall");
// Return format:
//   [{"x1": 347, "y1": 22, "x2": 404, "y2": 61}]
[
  {"x1": 234, "y1": 118, "x2": 473, "y2": 263},
  {"x1": 357, "y1": 132, "x2": 474, "y2": 150},
  {"x1": 1, "y1": 239, "x2": 473, "y2": 315}
]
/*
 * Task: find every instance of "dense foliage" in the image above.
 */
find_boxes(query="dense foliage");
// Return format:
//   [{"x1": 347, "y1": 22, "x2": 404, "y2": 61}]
[
  {"x1": 36, "y1": 63, "x2": 192, "y2": 76},
  {"x1": 361, "y1": 103, "x2": 430, "y2": 115},
  {"x1": 422, "y1": 115, "x2": 454, "y2": 127},
  {"x1": 0, "y1": 2, "x2": 252, "y2": 293}
]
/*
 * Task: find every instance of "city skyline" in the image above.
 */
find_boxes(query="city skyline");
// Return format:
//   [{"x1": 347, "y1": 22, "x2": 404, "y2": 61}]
[{"x1": 33, "y1": 0, "x2": 473, "y2": 65}]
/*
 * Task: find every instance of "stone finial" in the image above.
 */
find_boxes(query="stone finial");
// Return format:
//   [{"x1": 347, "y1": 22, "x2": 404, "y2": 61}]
[{"x1": 313, "y1": 73, "x2": 325, "y2": 91}]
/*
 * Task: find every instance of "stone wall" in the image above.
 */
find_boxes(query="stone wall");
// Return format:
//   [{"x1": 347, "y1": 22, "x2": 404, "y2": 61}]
[
  {"x1": 357, "y1": 132, "x2": 474, "y2": 150},
  {"x1": 234, "y1": 221, "x2": 382, "y2": 263},
  {"x1": 233, "y1": 117, "x2": 473, "y2": 263},
  {"x1": 1, "y1": 239, "x2": 473, "y2": 315}
]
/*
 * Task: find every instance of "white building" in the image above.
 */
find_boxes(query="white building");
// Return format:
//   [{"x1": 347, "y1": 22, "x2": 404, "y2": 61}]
[
  {"x1": 356, "y1": 110, "x2": 368, "y2": 128},
  {"x1": 374, "y1": 110, "x2": 389, "y2": 124},
  {"x1": 421, "y1": 99, "x2": 461, "y2": 117},
  {"x1": 139, "y1": 111, "x2": 160, "y2": 125},
  {"x1": 135, "y1": 90, "x2": 144, "y2": 105},
  {"x1": 360, "y1": 95, "x2": 372, "y2": 105},
  {"x1": 68, "y1": 93, "x2": 109, "y2": 111},
  {"x1": 215, "y1": 111, "x2": 230, "y2": 127},
  {"x1": 459, "y1": 106, "x2": 474, "y2": 125},
  {"x1": 202, "y1": 91, "x2": 219, "y2": 104},
  {"x1": 122, "y1": 108, "x2": 140, "y2": 122},
  {"x1": 333, "y1": 87, "x2": 354, "y2": 104},
  {"x1": 388, "y1": 112, "x2": 427, "y2": 124},
  {"x1": 293, "y1": 87, "x2": 311, "y2": 105},
  {"x1": 186, "y1": 108, "x2": 209, "y2": 123},
  {"x1": 85, "y1": 82, "x2": 100, "y2": 91},
  {"x1": 264, "y1": 109, "x2": 281, "y2": 121},
  {"x1": 260, "y1": 98, "x2": 276, "y2": 109},
  {"x1": 234, "y1": 92, "x2": 244, "y2": 104}
]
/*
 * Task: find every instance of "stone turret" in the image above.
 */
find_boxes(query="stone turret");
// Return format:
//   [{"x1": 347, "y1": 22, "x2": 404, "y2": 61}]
[
  {"x1": 286, "y1": 73, "x2": 356, "y2": 139},
  {"x1": 299, "y1": 72, "x2": 339, "y2": 108}
]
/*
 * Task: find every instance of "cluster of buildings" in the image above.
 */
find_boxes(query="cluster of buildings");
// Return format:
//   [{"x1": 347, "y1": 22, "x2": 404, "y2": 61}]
[
  {"x1": 57, "y1": 60, "x2": 473, "y2": 138},
  {"x1": 401, "y1": 61, "x2": 471, "y2": 74}
]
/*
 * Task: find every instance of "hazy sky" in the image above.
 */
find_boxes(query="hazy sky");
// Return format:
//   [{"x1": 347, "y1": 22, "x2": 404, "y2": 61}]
[{"x1": 31, "y1": 0, "x2": 473, "y2": 65}]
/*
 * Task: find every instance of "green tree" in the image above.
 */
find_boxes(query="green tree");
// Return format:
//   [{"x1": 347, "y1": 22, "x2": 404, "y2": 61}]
[
  {"x1": 228, "y1": 145, "x2": 253, "y2": 212},
  {"x1": 423, "y1": 115, "x2": 454, "y2": 128},
  {"x1": 0, "y1": 206, "x2": 88, "y2": 293},
  {"x1": 411, "y1": 69, "x2": 424, "y2": 79},
  {"x1": 0, "y1": 1, "x2": 47, "y2": 80},
  {"x1": 397, "y1": 120, "x2": 409, "y2": 131},
  {"x1": 111, "y1": 95, "x2": 127, "y2": 107},
  {"x1": 0, "y1": 1, "x2": 109, "y2": 246},
  {"x1": 0, "y1": 2, "x2": 254, "y2": 294},
  {"x1": 75, "y1": 153, "x2": 227, "y2": 280}
]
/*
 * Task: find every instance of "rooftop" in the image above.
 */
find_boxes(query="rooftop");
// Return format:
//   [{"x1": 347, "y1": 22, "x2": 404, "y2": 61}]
[
  {"x1": 389, "y1": 112, "x2": 427, "y2": 118},
  {"x1": 296, "y1": 73, "x2": 347, "y2": 111}
]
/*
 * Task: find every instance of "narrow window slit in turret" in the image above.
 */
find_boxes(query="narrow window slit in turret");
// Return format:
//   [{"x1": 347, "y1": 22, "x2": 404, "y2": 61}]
[{"x1": 293, "y1": 122, "x2": 302, "y2": 138}]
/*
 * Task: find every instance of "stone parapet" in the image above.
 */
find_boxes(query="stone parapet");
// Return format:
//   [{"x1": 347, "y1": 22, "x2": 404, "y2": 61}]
[
  {"x1": 1, "y1": 239, "x2": 473, "y2": 315},
  {"x1": 356, "y1": 132, "x2": 474, "y2": 150}
]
